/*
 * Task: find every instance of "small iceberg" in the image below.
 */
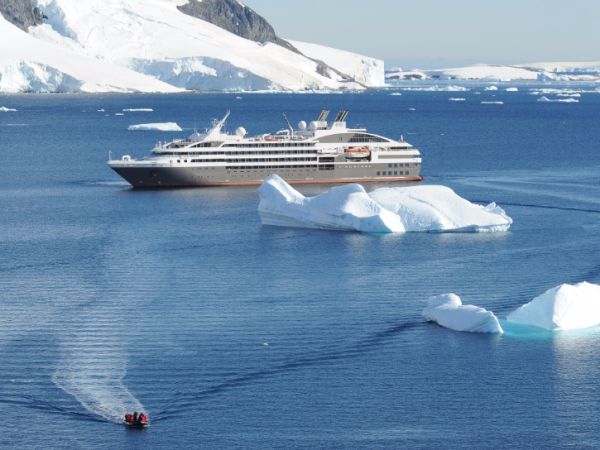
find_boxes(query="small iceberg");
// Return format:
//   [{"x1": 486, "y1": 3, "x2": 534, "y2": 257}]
[
  {"x1": 505, "y1": 87, "x2": 518, "y2": 92},
  {"x1": 481, "y1": 101, "x2": 504, "y2": 104},
  {"x1": 123, "y1": 108, "x2": 153, "y2": 112},
  {"x1": 389, "y1": 93, "x2": 402, "y2": 96},
  {"x1": 449, "y1": 98, "x2": 465, "y2": 101},
  {"x1": 507, "y1": 282, "x2": 600, "y2": 331},
  {"x1": 422, "y1": 294, "x2": 503, "y2": 333},
  {"x1": 258, "y1": 175, "x2": 512, "y2": 233},
  {"x1": 538, "y1": 96, "x2": 579, "y2": 103},
  {"x1": 0, "y1": 106, "x2": 17, "y2": 112},
  {"x1": 484, "y1": 86, "x2": 498, "y2": 91},
  {"x1": 128, "y1": 123, "x2": 182, "y2": 131}
]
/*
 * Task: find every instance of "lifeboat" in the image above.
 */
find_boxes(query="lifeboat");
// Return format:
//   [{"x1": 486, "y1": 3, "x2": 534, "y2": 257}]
[
  {"x1": 124, "y1": 419, "x2": 149, "y2": 428},
  {"x1": 345, "y1": 147, "x2": 370, "y2": 158}
]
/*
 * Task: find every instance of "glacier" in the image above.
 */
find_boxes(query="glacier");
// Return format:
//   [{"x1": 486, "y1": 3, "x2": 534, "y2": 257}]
[
  {"x1": 0, "y1": 0, "x2": 379, "y2": 93},
  {"x1": 128, "y1": 123, "x2": 182, "y2": 131},
  {"x1": 422, "y1": 294, "x2": 503, "y2": 334},
  {"x1": 507, "y1": 282, "x2": 600, "y2": 331},
  {"x1": 257, "y1": 175, "x2": 512, "y2": 233},
  {"x1": 0, "y1": 16, "x2": 180, "y2": 93}
]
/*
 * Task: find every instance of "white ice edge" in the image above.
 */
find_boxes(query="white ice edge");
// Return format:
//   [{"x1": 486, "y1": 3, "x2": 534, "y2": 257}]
[{"x1": 128, "y1": 122, "x2": 182, "y2": 131}]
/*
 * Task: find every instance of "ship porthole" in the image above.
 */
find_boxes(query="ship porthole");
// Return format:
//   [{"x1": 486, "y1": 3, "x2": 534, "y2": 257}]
[{"x1": 150, "y1": 171, "x2": 158, "y2": 177}]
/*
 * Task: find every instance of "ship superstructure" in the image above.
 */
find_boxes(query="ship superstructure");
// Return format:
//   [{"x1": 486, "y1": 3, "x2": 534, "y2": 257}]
[{"x1": 107, "y1": 110, "x2": 423, "y2": 187}]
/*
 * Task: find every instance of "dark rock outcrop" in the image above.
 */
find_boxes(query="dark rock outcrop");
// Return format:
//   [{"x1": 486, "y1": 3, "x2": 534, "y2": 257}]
[
  {"x1": 0, "y1": 0, "x2": 44, "y2": 32},
  {"x1": 178, "y1": 0, "x2": 299, "y2": 54}
]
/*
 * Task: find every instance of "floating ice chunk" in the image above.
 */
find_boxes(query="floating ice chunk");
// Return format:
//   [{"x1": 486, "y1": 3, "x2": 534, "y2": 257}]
[
  {"x1": 481, "y1": 101, "x2": 503, "y2": 104},
  {"x1": 537, "y1": 96, "x2": 579, "y2": 103},
  {"x1": 484, "y1": 86, "x2": 498, "y2": 91},
  {"x1": 115, "y1": 113, "x2": 124, "y2": 116},
  {"x1": 449, "y1": 98, "x2": 465, "y2": 101},
  {"x1": 505, "y1": 87, "x2": 518, "y2": 92},
  {"x1": 128, "y1": 122, "x2": 182, "y2": 131},
  {"x1": 258, "y1": 175, "x2": 512, "y2": 233},
  {"x1": 123, "y1": 109, "x2": 153, "y2": 112},
  {"x1": 507, "y1": 282, "x2": 600, "y2": 331},
  {"x1": 389, "y1": 93, "x2": 402, "y2": 96},
  {"x1": 97, "y1": 109, "x2": 105, "y2": 112},
  {"x1": 0, "y1": 106, "x2": 17, "y2": 111},
  {"x1": 422, "y1": 294, "x2": 503, "y2": 333}
]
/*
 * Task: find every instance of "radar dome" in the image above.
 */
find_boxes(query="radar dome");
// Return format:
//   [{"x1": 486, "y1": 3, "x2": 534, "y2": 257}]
[
  {"x1": 236, "y1": 127, "x2": 247, "y2": 137},
  {"x1": 308, "y1": 121, "x2": 318, "y2": 131},
  {"x1": 298, "y1": 121, "x2": 307, "y2": 130}
]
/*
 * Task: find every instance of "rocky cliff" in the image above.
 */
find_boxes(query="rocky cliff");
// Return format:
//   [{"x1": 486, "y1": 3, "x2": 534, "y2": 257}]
[
  {"x1": 0, "y1": 0, "x2": 44, "y2": 31},
  {"x1": 178, "y1": 0, "x2": 299, "y2": 54}
]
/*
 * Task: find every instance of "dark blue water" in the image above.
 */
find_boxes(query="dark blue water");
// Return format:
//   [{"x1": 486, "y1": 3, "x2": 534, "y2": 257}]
[{"x1": 1, "y1": 86, "x2": 600, "y2": 448}]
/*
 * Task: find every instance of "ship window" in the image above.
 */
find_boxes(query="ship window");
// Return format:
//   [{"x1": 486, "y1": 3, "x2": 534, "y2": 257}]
[
  {"x1": 177, "y1": 160, "x2": 181, "y2": 163},
  {"x1": 394, "y1": 171, "x2": 397, "y2": 175},
  {"x1": 212, "y1": 167, "x2": 215, "y2": 170},
  {"x1": 388, "y1": 164, "x2": 392, "y2": 168},
  {"x1": 394, "y1": 164, "x2": 397, "y2": 168},
  {"x1": 377, "y1": 172, "x2": 380, "y2": 176}
]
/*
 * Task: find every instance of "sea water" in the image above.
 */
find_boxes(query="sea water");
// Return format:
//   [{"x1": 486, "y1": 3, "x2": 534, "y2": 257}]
[{"x1": 1, "y1": 85, "x2": 600, "y2": 448}]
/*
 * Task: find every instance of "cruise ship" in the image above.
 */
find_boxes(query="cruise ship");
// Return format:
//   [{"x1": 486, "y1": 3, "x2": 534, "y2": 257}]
[{"x1": 107, "y1": 110, "x2": 423, "y2": 187}]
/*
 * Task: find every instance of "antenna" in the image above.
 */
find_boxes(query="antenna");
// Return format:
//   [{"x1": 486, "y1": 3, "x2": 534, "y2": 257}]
[{"x1": 282, "y1": 113, "x2": 294, "y2": 136}]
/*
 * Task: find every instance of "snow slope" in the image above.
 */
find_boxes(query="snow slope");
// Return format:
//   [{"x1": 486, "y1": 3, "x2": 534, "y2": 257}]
[
  {"x1": 517, "y1": 61, "x2": 600, "y2": 74},
  {"x1": 422, "y1": 294, "x2": 503, "y2": 334},
  {"x1": 424, "y1": 64, "x2": 538, "y2": 81},
  {"x1": 258, "y1": 175, "x2": 512, "y2": 233},
  {"x1": 0, "y1": 16, "x2": 180, "y2": 93},
  {"x1": 289, "y1": 40, "x2": 384, "y2": 87},
  {"x1": 27, "y1": 0, "x2": 364, "y2": 92},
  {"x1": 507, "y1": 282, "x2": 600, "y2": 331}
]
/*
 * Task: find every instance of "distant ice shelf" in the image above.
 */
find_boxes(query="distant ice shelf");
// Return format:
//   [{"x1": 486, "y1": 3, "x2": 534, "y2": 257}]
[
  {"x1": 422, "y1": 294, "x2": 503, "y2": 334},
  {"x1": 128, "y1": 123, "x2": 182, "y2": 131},
  {"x1": 258, "y1": 175, "x2": 512, "y2": 233}
]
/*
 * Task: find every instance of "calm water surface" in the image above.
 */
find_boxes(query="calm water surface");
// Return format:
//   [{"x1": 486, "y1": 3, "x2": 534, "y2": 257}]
[{"x1": 1, "y1": 86, "x2": 600, "y2": 448}]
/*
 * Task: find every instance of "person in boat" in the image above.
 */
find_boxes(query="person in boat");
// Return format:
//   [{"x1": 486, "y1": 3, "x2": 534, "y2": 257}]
[
  {"x1": 125, "y1": 413, "x2": 133, "y2": 422},
  {"x1": 139, "y1": 413, "x2": 147, "y2": 422}
]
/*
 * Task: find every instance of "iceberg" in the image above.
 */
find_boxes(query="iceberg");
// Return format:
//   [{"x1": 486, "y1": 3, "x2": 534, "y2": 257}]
[
  {"x1": 481, "y1": 101, "x2": 503, "y2": 104},
  {"x1": 537, "y1": 96, "x2": 579, "y2": 103},
  {"x1": 123, "y1": 109, "x2": 153, "y2": 112},
  {"x1": 258, "y1": 175, "x2": 512, "y2": 233},
  {"x1": 505, "y1": 87, "x2": 518, "y2": 92},
  {"x1": 484, "y1": 86, "x2": 498, "y2": 91},
  {"x1": 448, "y1": 98, "x2": 465, "y2": 101},
  {"x1": 128, "y1": 123, "x2": 182, "y2": 131},
  {"x1": 0, "y1": 106, "x2": 17, "y2": 111},
  {"x1": 507, "y1": 282, "x2": 600, "y2": 331},
  {"x1": 422, "y1": 294, "x2": 503, "y2": 334}
]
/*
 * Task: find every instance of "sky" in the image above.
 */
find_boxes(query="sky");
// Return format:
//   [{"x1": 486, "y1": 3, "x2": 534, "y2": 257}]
[{"x1": 242, "y1": 0, "x2": 600, "y2": 70}]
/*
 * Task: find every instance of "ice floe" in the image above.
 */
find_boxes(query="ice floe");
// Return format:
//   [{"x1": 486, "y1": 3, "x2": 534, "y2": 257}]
[
  {"x1": 401, "y1": 85, "x2": 468, "y2": 92},
  {"x1": 505, "y1": 87, "x2": 518, "y2": 92},
  {"x1": 507, "y1": 282, "x2": 600, "y2": 331},
  {"x1": 537, "y1": 96, "x2": 579, "y2": 103},
  {"x1": 389, "y1": 93, "x2": 402, "y2": 96},
  {"x1": 258, "y1": 175, "x2": 512, "y2": 233},
  {"x1": 481, "y1": 101, "x2": 503, "y2": 104},
  {"x1": 422, "y1": 294, "x2": 503, "y2": 333},
  {"x1": 449, "y1": 98, "x2": 465, "y2": 101},
  {"x1": 128, "y1": 122, "x2": 182, "y2": 131},
  {"x1": 0, "y1": 106, "x2": 17, "y2": 111},
  {"x1": 123, "y1": 108, "x2": 153, "y2": 112}
]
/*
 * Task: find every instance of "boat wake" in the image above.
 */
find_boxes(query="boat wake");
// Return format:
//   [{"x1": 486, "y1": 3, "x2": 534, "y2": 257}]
[{"x1": 52, "y1": 349, "x2": 144, "y2": 423}]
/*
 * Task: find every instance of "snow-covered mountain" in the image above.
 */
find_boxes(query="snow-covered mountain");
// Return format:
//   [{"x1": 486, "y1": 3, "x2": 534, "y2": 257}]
[{"x1": 0, "y1": 0, "x2": 384, "y2": 93}]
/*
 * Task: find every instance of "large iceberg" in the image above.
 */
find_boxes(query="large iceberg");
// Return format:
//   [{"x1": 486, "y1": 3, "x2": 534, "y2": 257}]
[
  {"x1": 507, "y1": 282, "x2": 600, "y2": 331},
  {"x1": 258, "y1": 175, "x2": 512, "y2": 233},
  {"x1": 422, "y1": 294, "x2": 503, "y2": 333}
]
